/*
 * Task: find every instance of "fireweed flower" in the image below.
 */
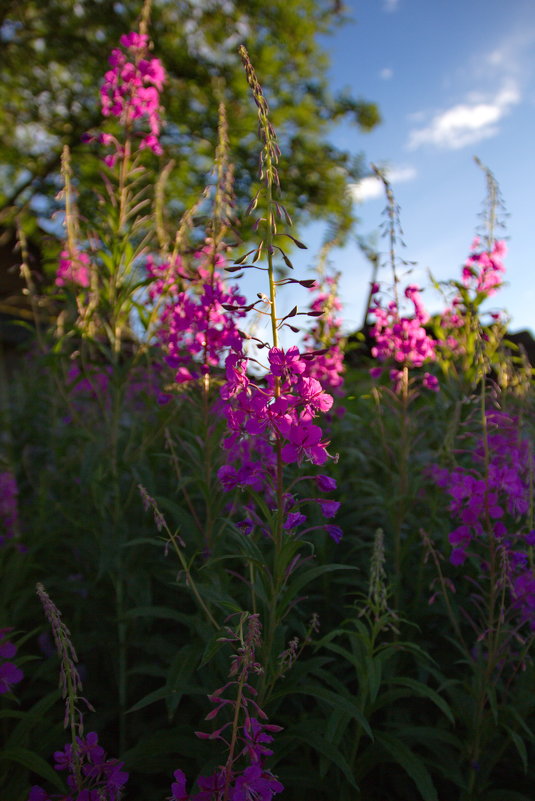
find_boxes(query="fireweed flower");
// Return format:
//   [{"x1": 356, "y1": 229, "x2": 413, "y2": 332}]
[
  {"x1": 31, "y1": 587, "x2": 128, "y2": 800},
  {"x1": 55, "y1": 249, "x2": 91, "y2": 289},
  {"x1": 368, "y1": 281, "x2": 438, "y2": 390},
  {"x1": 147, "y1": 247, "x2": 247, "y2": 388},
  {"x1": 431, "y1": 410, "x2": 535, "y2": 627},
  {"x1": 217, "y1": 342, "x2": 342, "y2": 540},
  {"x1": 171, "y1": 615, "x2": 284, "y2": 801},
  {"x1": 145, "y1": 253, "x2": 185, "y2": 301},
  {"x1": 28, "y1": 732, "x2": 128, "y2": 801},
  {"x1": 301, "y1": 273, "x2": 345, "y2": 396},
  {"x1": 437, "y1": 238, "x2": 507, "y2": 352},
  {"x1": 0, "y1": 628, "x2": 23, "y2": 695},
  {"x1": 462, "y1": 237, "x2": 506, "y2": 298},
  {"x1": 101, "y1": 33, "x2": 166, "y2": 152},
  {"x1": 0, "y1": 470, "x2": 19, "y2": 545},
  {"x1": 83, "y1": 30, "x2": 166, "y2": 164},
  {"x1": 214, "y1": 46, "x2": 342, "y2": 546}
]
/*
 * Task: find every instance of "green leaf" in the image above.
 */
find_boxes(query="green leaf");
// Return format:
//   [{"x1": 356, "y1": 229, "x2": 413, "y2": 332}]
[
  {"x1": 377, "y1": 733, "x2": 438, "y2": 801},
  {"x1": 127, "y1": 683, "x2": 203, "y2": 714},
  {"x1": 508, "y1": 707, "x2": 535, "y2": 740},
  {"x1": 122, "y1": 537, "x2": 163, "y2": 548},
  {"x1": 391, "y1": 677, "x2": 454, "y2": 723},
  {"x1": 288, "y1": 721, "x2": 359, "y2": 789},
  {"x1": 365, "y1": 655, "x2": 382, "y2": 705},
  {"x1": 0, "y1": 748, "x2": 65, "y2": 791},
  {"x1": 125, "y1": 605, "x2": 193, "y2": 625},
  {"x1": 278, "y1": 564, "x2": 357, "y2": 612},
  {"x1": 505, "y1": 726, "x2": 528, "y2": 774},
  {"x1": 290, "y1": 684, "x2": 373, "y2": 740},
  {"x1": 6, "y1": 691, "x2": 60, "y2": 749}
]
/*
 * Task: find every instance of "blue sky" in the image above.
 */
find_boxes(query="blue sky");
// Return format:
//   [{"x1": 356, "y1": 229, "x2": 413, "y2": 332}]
[{"x1": 288, "y1": 0, "x2": 535, "y2": 336}]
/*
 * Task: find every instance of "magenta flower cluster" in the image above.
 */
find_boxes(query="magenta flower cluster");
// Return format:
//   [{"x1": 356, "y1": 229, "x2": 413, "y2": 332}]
[
  {"x1": 369, "y1": 283, "x2": 435, "y2": 368},
  {"x1": 0, "y1": 628, "x2": 23, "y2": 695},
  {"x1": 171, "y1": 719, "x2": 284, "y2": 801},
  {"x1": 302, "y1": 273, "x2": 345, "y2": 395},
  {"x1": 171, "y1": 615, "x2": 284, "y2": 801},
  {"x1": 369, "y1": 282, "x2": 438, "y2": 390},
  {"x1": 218, "y1": 344, "x2": 342, "y2": 541},
  {"x1": 96, "y1": 31, "x2": 166, "y2": 163},
  {"x1": 221, "y1": 344, "x2": 334, "y2": 464},
  {"x1": 462, "y1": 237, "x2": 506, "y2": 298},
  {"x1": 439, "y1": 238, "x2": 507, "y2": 333},
  {"x1": 0, "y1": 470, "x2": 19, "y2": 546},
  {"x1": 28, "y1": 732, "x2": 129, "y2": 801},
  {"x1": 431, "y1": 410, "x2": 535, "y2": 627},
  {"x1": 55, "y1": 250, "x2": 91, "y2": 289},
  {"x1": 147, "y1": 247, "x2": 247, "y2": 387}
]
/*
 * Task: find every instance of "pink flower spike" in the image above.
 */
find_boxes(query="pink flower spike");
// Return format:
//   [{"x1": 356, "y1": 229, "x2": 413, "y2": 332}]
[{"x1": 119, "y1": 32, "x2": 149, "y2": 50}]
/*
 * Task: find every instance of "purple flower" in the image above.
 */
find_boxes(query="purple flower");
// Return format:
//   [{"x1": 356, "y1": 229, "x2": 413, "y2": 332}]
[
  {"x1": 283, "y1": 512, "x2": 307, "y2": 530},
  {"x1": 194, "y1": 769, "x2": 226, "y2": 800},
  {"x1": 268, "y1": 345, "x2": 306, "y2": 378},
  {"x1": 55, "y1": 249, "x2": 91, "y2": 289},
  {"x1": 325, "y1": 525, "x2": 343, "y2": 544},
  {"x1": 279, "y1": 419, "x2": 328, "y2": 466},
  {"x1": 0, "y1": 471, "x2": 19, "y2": 545},
  {"x1": 450, "y1": 547, "x2": 467, "y2": 566},
  {"x1": 316, "y1": 475, "x2": 337, "y2": 492},
  {"x1": 27, "y1": 788, "x2": 49, "y2": 801},
  {"x1": 513, "y1": 571, "x2": 535, "y2": 628},
  {"x1": 78, "y1": 731, "x2": 105, "y2": 764},
  {"x1": 243, "y1": 717, "x2": 282, "y2": 763},
  {"x1": 0, "y1": 659, "x2": 24, "y2": 694},
  {"x1": 38, "y1": 732, "x2": 128, "y2": 800},
  {"x1": 230, "y1": 764, "x2": 284, "y2": 801},
  {"x1": 317, "y1": 499, "x2": 340, "y2": 519},
  {"x1": 96, "y1": 31, "x2": 166, "y2": 158},
  {"x1": 422, "y1": 372, "x2": 439, "y2": 392},
  {"x1": 171, "y1": 769, "x2": 189, "y2": 800},
  {"x1": 0, "y1": 629, "x2": 23, "y2": 695}
]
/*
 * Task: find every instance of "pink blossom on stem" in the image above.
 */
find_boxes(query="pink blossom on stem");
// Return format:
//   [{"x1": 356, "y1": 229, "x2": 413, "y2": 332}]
[
  {"x1": 369, "y1": 280, "x2": 438, "y2": 390},
  {"x1": 55, "y1": 250, "x2": 90, "y2": 289},
  {"x1": 0, "y1": 471, "x2": 19, "y2": 545},
  {"x1": 95, "y1": 31, "x2": 166, "y2": 158},
  {"x1": 0, "y1": 628, "x2": 23, "y2": 694},
  {"x1": 301, "y1": 273, "x2": 345, "y2": 396}
]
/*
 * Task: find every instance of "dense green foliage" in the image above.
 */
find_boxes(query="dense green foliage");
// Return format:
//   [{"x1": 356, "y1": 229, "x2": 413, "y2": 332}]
[
  {"x1": 0, "y1": 0, "x2": 379, "y2": 237},
  {"x1": 1, "y1": 12, "x2": 535, "y2": 801}
]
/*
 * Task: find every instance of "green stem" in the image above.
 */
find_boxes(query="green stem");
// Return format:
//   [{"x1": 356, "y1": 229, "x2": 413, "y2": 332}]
[
  {"x1": 393, "y1": 366, "x2": 409, "y2": 610},
  {"x1": 116, "y1": 575, "x2": 127, "y2": 755},
  {"x1": 222, "y1": 677, "x2": 245, "y2": 801},
  {"x1": 167, "y1": 529, "x2": 219, "y2": 630}
]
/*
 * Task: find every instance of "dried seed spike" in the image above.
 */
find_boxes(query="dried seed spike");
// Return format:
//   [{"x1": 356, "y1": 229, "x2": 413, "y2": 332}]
[{"x1": 239, "y1": 45, "x2": 281, "y2": 191}]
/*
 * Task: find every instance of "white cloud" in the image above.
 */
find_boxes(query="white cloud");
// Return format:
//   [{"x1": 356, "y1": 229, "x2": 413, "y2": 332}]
[
  {"x1": 379, "y1": 67, "x2": 393, "y2": 80},
  {"x1": 407, "y1": 81, "x2": 520, "y2": 150},
  {"x1": 383, "y1": 0, "x2": 399, "y2": 12},
  {"x1": 350, "y1": 165, "x2": 417, "y2": 203},
  {"x1": 480, "y1": 27, "x2": 535, "y2": 77}
]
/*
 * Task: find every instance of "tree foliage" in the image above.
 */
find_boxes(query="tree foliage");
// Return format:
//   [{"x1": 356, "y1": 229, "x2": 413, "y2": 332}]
[{"x1": 0, "y1": 0, "x2": 380, "y2": 240}]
